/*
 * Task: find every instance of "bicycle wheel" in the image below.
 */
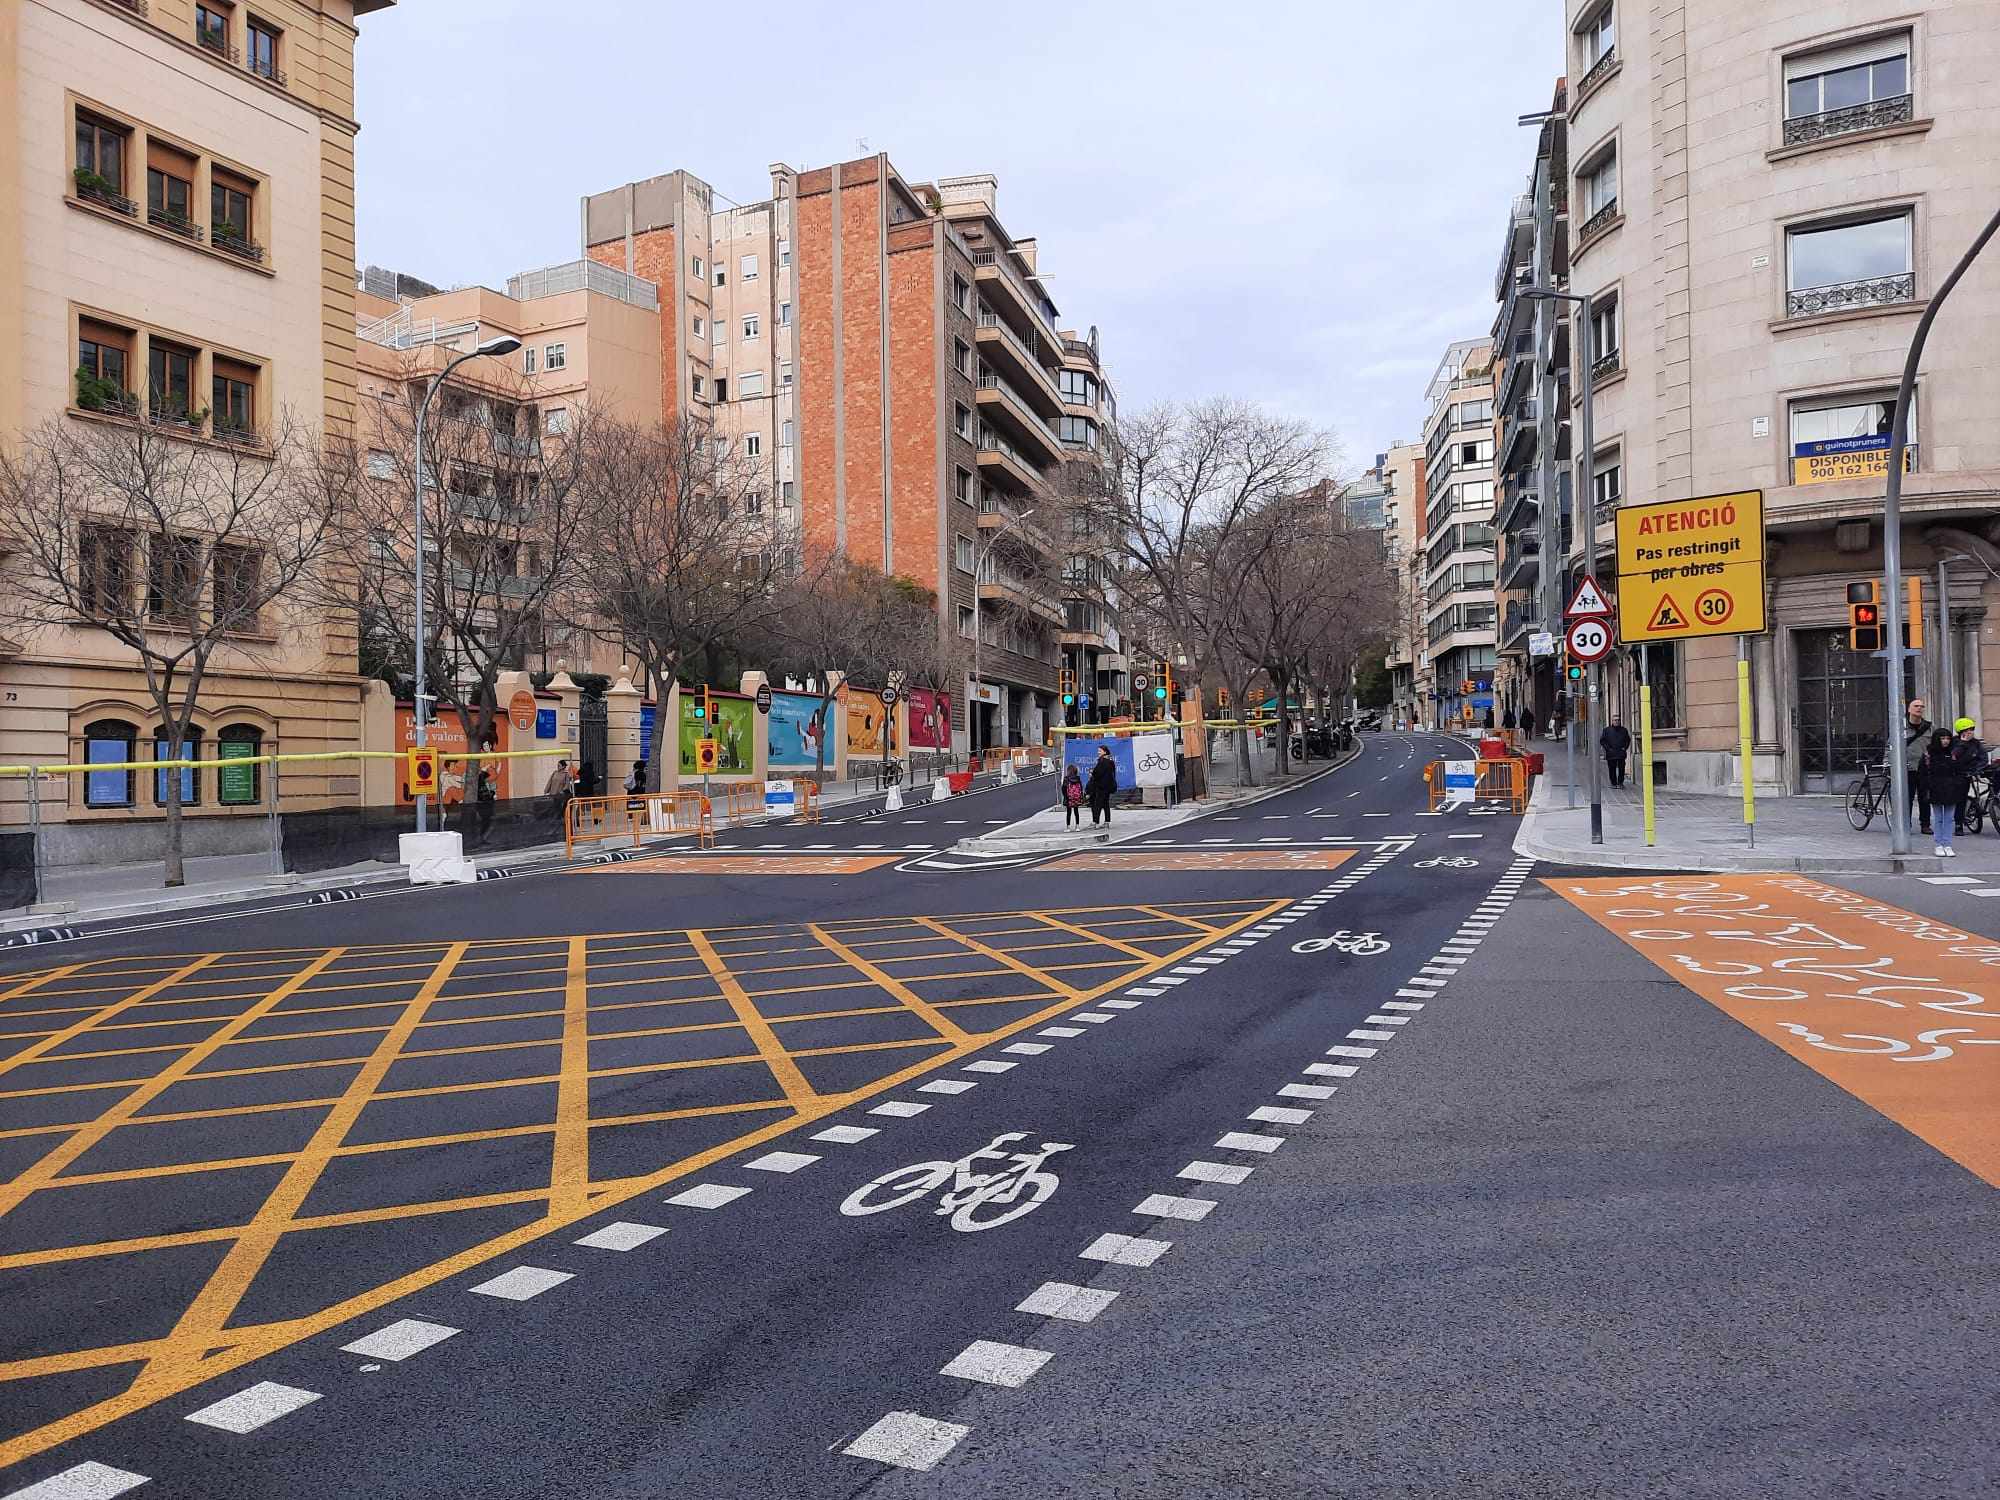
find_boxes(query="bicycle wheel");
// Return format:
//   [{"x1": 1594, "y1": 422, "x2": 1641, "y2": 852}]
[
  {"x1": 949, "y1": 1169, "x2": 1060, "y2": 1232},
  {"x1": 1966, "y1": 797, "x2": 1985, "y2": 836},
  {"x1": 1846, "y1": 780, "x2": 1876, "y2": 831},
  {"x1": 840, "y1": 1163, "x2": 948, "y2": 1217}
]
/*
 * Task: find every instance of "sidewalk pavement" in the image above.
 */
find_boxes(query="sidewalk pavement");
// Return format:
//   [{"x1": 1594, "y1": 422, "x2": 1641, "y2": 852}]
[
  {"x1": 1514, "y1": 768, "x2": 1997, "y2": 875},
  {"x1": 0, "y1": 772, "x2": 969, "y2": 938}
]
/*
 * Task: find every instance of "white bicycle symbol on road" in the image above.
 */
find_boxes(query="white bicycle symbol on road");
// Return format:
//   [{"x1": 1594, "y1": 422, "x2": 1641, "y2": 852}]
[
  {"x1": 839, "y1": 1131, "x2": 1073, "y2": 1232},
  {"x1": 1291, "y1": 929, "x2": 1392, "y2": 956},
  {"x1": 1414, "y1": 855, "x2": 1480, "y2": 869}
]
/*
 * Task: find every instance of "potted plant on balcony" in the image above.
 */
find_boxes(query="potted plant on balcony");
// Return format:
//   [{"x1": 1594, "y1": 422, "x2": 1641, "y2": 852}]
[
  {"x1": 149, "y1": 401, "x2": 208, "y2": 433},
  {"x1": 74, "y1": 367, "x2": 136, "y2": 416},
  {"x1": 72, "y1": 167, "x2": 131, "y2": 212},
  {"x1": 149, "y1": 205, "x2": 199, "y2": 239}
]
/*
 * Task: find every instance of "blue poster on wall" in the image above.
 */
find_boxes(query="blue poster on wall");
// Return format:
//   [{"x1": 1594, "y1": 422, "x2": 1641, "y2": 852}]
[
  {"x1": 1062, "y1": 735, "x2": 1135, "y2": 791},
  {"x1": 639, "y1": 705, "x2": 656, "y2": 761},
  {"x1": 536, "y1": 707, "x2": 557, "y2": 739},
  {"x1": 768, "y1": 692, "x2": 834, "y2": 768}
]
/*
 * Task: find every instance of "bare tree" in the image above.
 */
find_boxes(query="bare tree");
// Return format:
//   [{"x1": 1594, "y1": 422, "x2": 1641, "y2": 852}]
[
  {"x1": 1073, "y1": 398, "x2": 1338, "y2": 785},
  {"x1": 575, "y1": 416, "x2": 785, "y2": 789},
  {"x1": 0, "y1": 413, "x2": 349, "y2": 885},
  {"x1": 759, "y1": 554, "x2": 913, "y2": 777},
  {"x1": 354, "y1": 361, "x2": 612, "y2": 763}
]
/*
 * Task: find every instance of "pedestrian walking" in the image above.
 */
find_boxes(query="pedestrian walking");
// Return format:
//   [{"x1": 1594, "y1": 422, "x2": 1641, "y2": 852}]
[
  {"x1": 576, "y1": 761, "x2": 599, "y2": 799},
  {"x1": 1903, "y1": 697, "x2": 1934, "y2": 834},
  {"x1": 1599, "y1": 717, "x2": 1632, "y2": 788},
  {"x1": 1924, "y1": 727, "x2": 1970, "y2": 857},
  {"x1": 543, "y1": 758, "x2": 574, "y2": 821},
  {"x1": 1061, "y1": 764, "x2": 1084, "y2": 827},
  {"x1": 624, "y1": 759, "x2": 648, "y2": 796},
  {"x1": 1085, "y1": 746, "x2": 1118, "y2": 827},
  {"x1": 472, "y1": 766, "x2": 497, "y2": 848},
  {"x1": 1521, "y1": 707, "x2": 1538, "y2": 741}
]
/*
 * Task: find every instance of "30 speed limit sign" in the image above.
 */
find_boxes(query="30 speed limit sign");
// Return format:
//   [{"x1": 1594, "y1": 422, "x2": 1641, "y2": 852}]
[{"x1": 1566, "y1": 616, "x2": 1614, "y2": 663}]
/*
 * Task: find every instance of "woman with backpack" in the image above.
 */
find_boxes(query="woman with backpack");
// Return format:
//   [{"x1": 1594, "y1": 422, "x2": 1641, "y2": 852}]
[
  {"x1": 1923, "y1": 726, "x2": 1978, "y2": 857},
  {"x1": 1061, "y1": 764, "x2": 1084, "y2": 828}
]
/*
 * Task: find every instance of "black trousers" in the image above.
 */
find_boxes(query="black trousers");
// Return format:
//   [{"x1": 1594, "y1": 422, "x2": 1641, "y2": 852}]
[
  {"x1": 1090, "y1": 800, "x2": 1111, "y2": 825},
  {"x1": 1605, "y1": 755, "x2": 1627, "y2": 787},
  {"x1": 1910, "y1": 780, "x2": 1932, "y2": 831}
]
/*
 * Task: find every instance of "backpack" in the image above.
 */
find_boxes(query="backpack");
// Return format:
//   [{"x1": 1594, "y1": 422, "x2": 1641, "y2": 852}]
[{"x1": 1064, "y1": 778, "x2": 1083, "y2": 808}]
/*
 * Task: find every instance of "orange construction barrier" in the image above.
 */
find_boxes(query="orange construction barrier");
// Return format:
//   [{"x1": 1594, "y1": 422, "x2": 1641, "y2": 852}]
[
  {"x1": 697, "y1": 795, "x2": 716, "y2": 847},
  {"x1": 796, "y1": 779, "x2": 822, "y2": 824},
  {"x1": 724, "y1": 781, "x2": 765, "y2": 823},
  {"x1": 1422, "y1": 758, "x2": 1531, "y2": 814},
  {"x1": 565, "y1": 791, "x2": 711, "y2": 856}
]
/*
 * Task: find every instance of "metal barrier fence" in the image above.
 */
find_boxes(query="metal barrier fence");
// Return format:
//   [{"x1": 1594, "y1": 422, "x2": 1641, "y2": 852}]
[
  {"x1": 1422, "y1": 757, "x2": 1532, "y2": 814},
  {"x1": 563, "y1": 789, "x2": 707, "y2": 858}
]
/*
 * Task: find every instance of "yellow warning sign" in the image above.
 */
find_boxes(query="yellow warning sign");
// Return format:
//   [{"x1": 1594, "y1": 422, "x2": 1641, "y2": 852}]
[{"x1": 1615, "y1": 489, "x2": 1766, "y2": 642}]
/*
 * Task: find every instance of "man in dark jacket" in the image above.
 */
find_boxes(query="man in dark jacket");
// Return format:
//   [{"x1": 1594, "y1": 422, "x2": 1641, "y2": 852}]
[
  {"x1": 1599, "y1": 717, "x2": 1633, "y2": 787},
  {"x1": 1903, "y1": 698, "x2": 1933, "y2": 834},
  {"x1": 1085, "y1": 746, "x2": 1119, "y2": 826}
]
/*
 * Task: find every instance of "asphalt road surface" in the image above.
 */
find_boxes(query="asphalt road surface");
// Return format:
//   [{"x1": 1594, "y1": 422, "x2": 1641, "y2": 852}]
[{"x1": 4, "y1": 731, "x2": 1997, "y2": 1499}]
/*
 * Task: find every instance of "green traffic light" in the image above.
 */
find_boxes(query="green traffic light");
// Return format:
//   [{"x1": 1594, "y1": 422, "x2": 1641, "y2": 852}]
[{"x1": 1153, "y1": 687, "x2": 1167, "y2": 700}]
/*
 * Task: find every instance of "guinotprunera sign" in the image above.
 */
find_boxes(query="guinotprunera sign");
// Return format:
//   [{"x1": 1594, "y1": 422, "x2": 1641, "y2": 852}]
[{"x1": 1614, "y1": 490, "x2": 1766, "y2": 643}]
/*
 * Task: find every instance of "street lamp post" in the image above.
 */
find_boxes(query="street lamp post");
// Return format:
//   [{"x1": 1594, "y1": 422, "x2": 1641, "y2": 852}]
[
  {"x1": 1524, "y1": 286, "x2": 1600, "y2": 843},
  {"x1": 970, "y1": 506, "x2": 1037, "y2": 756},
  {"x1": 410, "y1": 335, "x2": 522, "y2": 833}
]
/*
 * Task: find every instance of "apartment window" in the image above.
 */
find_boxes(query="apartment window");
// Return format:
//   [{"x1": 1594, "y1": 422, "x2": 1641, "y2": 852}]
[
  {"x1": 212, "y1": 542, "x2": 262, "y2": 626},
  {"x1": 955, "y1": 534, "x2": 976, "y2": 573},
  {"x1": 1784, "y1": 33, "x2": 1911, "y2": 142},
  {"x1": 148, "y1": 341, "x2": 196, "y2": 421},
  {"x1": 779, "y1": 361, "x2": 793, "y2": 387},
  {"x1": 740, "y1": 254, "x2": 759, "y2": 281},
  {"x1": 742, "y1": 313, "x2": 760, "y2": 339},
  {"x1": 545, "y1": 407, "x2": 568, "y2": 434},
  {"x1": 74, "y1": 112, "x2": 129, "y2": 201},
  {"x1": 247, "y1": 17, "x2": 281, "y2": 81},
  {"x1": 1592, "y1": 454, "x2": 1623, "y2": 514},
  {"x1": 952, "y1": 273, "x2": 971, "y2": 314},
  {"x1": 744, "y1": 433, "x2": 762, "y2": 457},
  {"x1": 1581, "y1": 3, "x2": 1614, "y2": 65},
  {"x1": 691, "y1": 374, "x2": 706, "y2": 399},
  {"x1": 194, "y1": 4, "x2": 229, "y2": 55},
  {"x1": 79, "y1": 524, "x2": 136, "y2": 616},
  {"x1": 955, "y1": 402, "x2": 972, "y2": 439},
  {"x1": 780, "y1": 480, "x2": 796, "y2": 504},
  {"x1": 212, "y1": 358, "x2": 257, "y2": 437},
  {"x1": 1459, "y1": 439, "x2": 1494, "y2": 466},
  {"x1": 740, "y1": 370, "x2": 765, "y2": 397},
  {"x1": 1060, "y1": 415, "x2": 1100, "y2": 450},
  {"x1": 76, "y1": 320, "x2": 133, "y2": 408},
  {"x1": 154, "y1": 726, "x2": 201, "y2": 807},
  {"x1": 780, "y1": 420, "x2": 794, "y2": 448},
  {"x1": 1460, "y1": 479, "x2": 1496, "y2": 509},
  {"x1": 777, "y1": 239, "x2": 791, "y2": 267},
  {"x1": 366, "y1": 449, "x2": 395, "y2": 480},
  {"x1": 1785, "y1": 212, "x2": 1914, "y2": 315},
  {"x1": 146, "y1": 142, "x2": 195, "y2": 233},
  {"x1": 715, "y1": 378, "x2": 728, "y2": 401},
  {"x1": 957, "y1": 606, "x2": 976, "y2": 639},
  {"x1": 79, "y1": 719, "x2": 137, "y2": 808},
  {"x1": 1790, "y1": 391, "x2": 1911, "y2": 460},
  {"x1": 692, "y1": 314, "x2": 705, "y2": 339},
  {"x1": 953, "y1": 338, "x2": 972, "y2": 377},
  {"x1": 713, "y1": 266, "x2": 726, "y2": 286},
  {"x1": 954, "y1": 466, "x2": 973, "y2": 503},
  {"x1": 692, "y1": 256, "x2": 705, "y2": 280},
  {"x1": 746, "y1": 491, "x2": 765, "y2": 516},
  {"x1": 1059, "y1": 369, "x2": 1099, "y2": 407},
  {"x1": 1589, "y1": 294, "x2": 1621, "y2": 375},
  {"x1": 778, "y1": 302, "x2": 791, "y2": 327},
  {"x1": 543, "y1": 343, "x2": 566, "y2": 371},
  {"x1": 713, "y1": 435, "x2": 730, "y2": 461},
  {"x1": 147, "y1": 533, "x2": 201, "y2": 620},
  {"x1": 1579, "y1": 147, "x2": 1618, "y2": 224},
  {"x1": 217, "y1": 724, "x2": 263, "y2": 805}
]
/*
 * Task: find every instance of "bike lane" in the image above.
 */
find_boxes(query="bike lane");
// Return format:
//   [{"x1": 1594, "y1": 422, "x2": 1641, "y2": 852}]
[{"x1": 0, "y1": 826, "x2": 1509, "y2": 1498}]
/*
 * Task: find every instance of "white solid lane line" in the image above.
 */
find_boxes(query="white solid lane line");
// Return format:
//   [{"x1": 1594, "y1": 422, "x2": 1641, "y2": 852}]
[
  {"x1": 844, "y1": 1411, "x2": 971, "y2": 1472},
  {"x1": 185, "y1": 1381, "x2": 323, "y2": 1434}
]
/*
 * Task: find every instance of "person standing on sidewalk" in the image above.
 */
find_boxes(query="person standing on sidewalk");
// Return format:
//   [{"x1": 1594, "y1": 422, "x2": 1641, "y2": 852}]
[
  {"x1": 1086, "y1": 746, "x2": 1118, "y2": 827},
  {"x1": 1521, "y1": 707, "x2": 1538, "y2": 742},
  {"x1": 472, "y1": 766, "x2": 497, "y2": 848},
  {"x1": 1924, "y1": 727, "x2": 1968, "y2": 857},
  {"x1": 1903, "y1": 698, "x2": 1934, "y2": 835},
  {"x1": 1061, "y1": 764, "x2": 1084, "y2": 827},
  {"x1": 1599, "y1": 717, "x2": 1633, "y2": 788}
]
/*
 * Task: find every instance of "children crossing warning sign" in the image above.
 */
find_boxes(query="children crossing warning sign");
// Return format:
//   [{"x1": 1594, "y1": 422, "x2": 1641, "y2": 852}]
[{"x1": 1614, "y1": 490, "x2": 1767, "y2": 642}]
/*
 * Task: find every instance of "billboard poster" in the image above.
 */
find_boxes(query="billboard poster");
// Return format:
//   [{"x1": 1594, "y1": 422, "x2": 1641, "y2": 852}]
[
  {"x1": 394, "y1": 705, "x2": 509, "y2": 804},
  {"x1": 1792, "y1": 434, "x2": 1915, "y2": 486},
  {"x1": 679, "y1": 692, "x2": 754, "y2": 775},
  {"x1": 1063, "y1": 734, "x2": 1136, "y2": 791},
  {"x1": 768, "y1": 692, "x2": 834, "y2": 769},
  {"x1": 845, "y1": 689, "x2": 888, "y2": 757},
  {"x1": 908, "y1": 688, "x2": 952, "y2": 750}
]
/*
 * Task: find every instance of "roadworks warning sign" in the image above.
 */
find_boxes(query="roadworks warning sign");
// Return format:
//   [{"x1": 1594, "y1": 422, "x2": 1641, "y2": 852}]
[{"x1": 1614, "y1": 490, "x2": 1766, "y2": 642}]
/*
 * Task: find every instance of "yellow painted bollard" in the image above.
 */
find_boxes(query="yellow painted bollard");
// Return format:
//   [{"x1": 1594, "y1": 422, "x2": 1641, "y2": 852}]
[{"x1": 1639, "y1": 684, "x2": 1655, "y2": 847}]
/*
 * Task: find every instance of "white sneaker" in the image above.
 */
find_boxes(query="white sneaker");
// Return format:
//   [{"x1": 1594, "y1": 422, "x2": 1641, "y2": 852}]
[
  {"x1": 1935, "y1": 845, "x2": 1948, "y2": 856},
  {"x1": 1946, "y1": 847, "x2": 1958, "y2": 857}
]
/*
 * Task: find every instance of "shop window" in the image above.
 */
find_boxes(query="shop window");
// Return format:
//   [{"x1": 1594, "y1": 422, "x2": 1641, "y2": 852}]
[
  {"x1": 154, "y1": 726, "x2": 202, "y2": 806},
  {"x1": 83, "y1": 719, "x2": 137, "y2": 808}
]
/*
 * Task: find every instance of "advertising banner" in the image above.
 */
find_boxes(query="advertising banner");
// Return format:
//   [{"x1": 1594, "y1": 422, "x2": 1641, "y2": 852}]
[
  {"x1": 908, "y1": 688, "x2": 952, "y2": 750},
  {"x1": 845, "y1": 690, "x2": 889, "y2": 757},
  {"x1": 394, "y1": 706, "x2": 509, "y2": 804},
  {"x1": 1792, "y1": 435, "x2": 1915, "y2": 487},
  {"x1": 1063, "y1": 735, "x2": 1136, "y2": 791},
  {"x1": 679, "y1": 693, "x2": 754, "y2": 775},
  {"x1": 767, "y1": 692, "x2": 832, "y2": 769}
]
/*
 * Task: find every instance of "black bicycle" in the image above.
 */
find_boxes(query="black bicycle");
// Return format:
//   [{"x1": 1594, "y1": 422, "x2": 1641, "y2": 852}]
[
  {"x1": 1845, "y1": 760, "x2": 1890, "y2": 831},
  {"x1": 1959, "y1": 768, "x2": 2000, "y2": 835}
]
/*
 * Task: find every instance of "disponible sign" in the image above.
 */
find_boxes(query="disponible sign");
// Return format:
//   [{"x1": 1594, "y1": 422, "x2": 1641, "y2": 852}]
[{"x1": 1792, "y1": 435, "x2": 1915, "y2": 487}]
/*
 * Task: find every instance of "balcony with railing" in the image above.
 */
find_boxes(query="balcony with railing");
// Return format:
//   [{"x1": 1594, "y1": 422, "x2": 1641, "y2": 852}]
[
  {"x1": 976, "y1": 427, "x2": 1043, "y2": 496},
  {"x1": 975, "y1": 311, "x2": 1062, "y2": 416},
  {"x1": 1498, "y1": 534, "x2": 1540, "y2": 592},
  {"x1": 1495, "y1": 481, "x2": 1540, "y2": 536},
  {"x1": 1783, "y1": 93, "x2": 1913, "y2": 148},
  {"x1": 148, "y1": 207, "x2": 203, "y2": 243},
  {"x1": 1577, "y1": 44, "x2": 1618, "y2": 100},
  {"x1": 1576, "y1": 195, "x2": 1619, "y2": 245},
  {"x1": 1061, "y1": 337, "x2": 1100, "y2": 369},
  {"x1": 1786, "y1": 271, "x2": 1917, "y2": 319},
  {"x1": 1501, "y1": 398, "x2": 1539, "y2": 470},
  {"x1": 1589, "y1": 345, "x2": 1623, "y2": 383},
  {"x1": 969, "y1": 249, "x2": 1062, "y2": 359},
  {"x1": 72, "y1": 170, "x2": 136, "y2": 217},
  {"x1": 978, "y1": 495, "x2": 1058, "y2": 557},
  {"x1": 212, "y1": 228, "x2": 266, "y2": 264},
  {"x1": 195, "y1": 26, "x2": 239, "y2": 62},
  {"x1": 975, "y1": 371, "x2": 1063, "y2": 465}
]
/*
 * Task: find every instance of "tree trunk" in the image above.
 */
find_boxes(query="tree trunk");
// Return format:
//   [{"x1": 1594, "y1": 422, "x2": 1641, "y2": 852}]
[
  {"x1": 1274, "y1": 669, "x2": 1291, "y2": 777},
  {"x1": 162, "y1": 723, "x2": 187, "y2": 887}
]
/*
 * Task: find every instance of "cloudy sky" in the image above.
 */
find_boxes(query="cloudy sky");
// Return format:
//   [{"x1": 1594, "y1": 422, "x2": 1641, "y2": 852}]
[{"x1": 355, "y1": 0, "x2": 1564, "y2": 471}]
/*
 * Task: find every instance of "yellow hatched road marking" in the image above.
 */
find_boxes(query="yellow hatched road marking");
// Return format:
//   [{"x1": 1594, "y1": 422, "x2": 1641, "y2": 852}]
[
  {"x1": 911, "y1": 915, "x2": 1086, "y2": 999},
  {"x1": 549, "y1": 937, "x2": 593, "y2": 1216},
  {"x1": 0, "y1": 955, "x2": 219, "y2": 1083},
  {"x1": 806, "y1": 923, "x2": 971, "y2": 1044},
  {"x1": 685, "y1": 928, "x2": 813, "y2": 1106}
]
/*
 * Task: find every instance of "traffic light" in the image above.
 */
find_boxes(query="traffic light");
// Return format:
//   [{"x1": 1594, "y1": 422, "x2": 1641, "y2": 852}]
[
  {"x1": 1217, "y1": 686, "x2": 1230, "y2": 710},
  {"x1": 1905, "y1": 574, "x2": 1925, "y2": 651},
  {"x1": 1847, "y1": 580, "x2": 1882, "y2": 653},
  {"x1": 1059, "y1": 667, "x2": 1076, "y2": 707},
  {"x1": 691, "y1": 685, "x2": 714, "y2": 723}
]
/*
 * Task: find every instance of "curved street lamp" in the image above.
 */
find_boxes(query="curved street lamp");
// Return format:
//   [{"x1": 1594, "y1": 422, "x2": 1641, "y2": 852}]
[{"x1": 411, "y1": 334, "x2": 521, "y2": 832}]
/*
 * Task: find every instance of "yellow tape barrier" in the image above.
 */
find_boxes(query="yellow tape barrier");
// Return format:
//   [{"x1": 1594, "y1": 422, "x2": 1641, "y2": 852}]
[{"x1": 0, "y1": 746, "x2": 570, "y2": 777}]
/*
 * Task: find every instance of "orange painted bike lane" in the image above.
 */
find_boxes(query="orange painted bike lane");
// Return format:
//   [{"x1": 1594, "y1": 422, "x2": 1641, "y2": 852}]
[{"x1": 1551, "y1": 874, "x2": 2000, "y2": 1187}]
